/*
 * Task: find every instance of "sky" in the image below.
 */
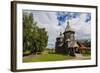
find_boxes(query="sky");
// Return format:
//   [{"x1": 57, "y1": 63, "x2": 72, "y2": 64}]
[{"x1": 23, "y1": 10, "x2": 91, "y2": 49}]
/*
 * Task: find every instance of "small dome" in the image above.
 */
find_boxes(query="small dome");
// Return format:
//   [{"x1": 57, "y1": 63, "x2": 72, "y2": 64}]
[{"x1": 59, "y1": 32, "x2": 63, "y2": 38}]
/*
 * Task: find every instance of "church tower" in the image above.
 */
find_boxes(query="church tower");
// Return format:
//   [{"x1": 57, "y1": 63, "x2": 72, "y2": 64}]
[
  {"x1": 63, "y1": 21, "x2": 75, "y2": 42},
  {"x1": 63, "y1": 21, "x2": 75, "y2": 56},
  {"x1": 55, "y1": 32, "x2": 64, "y2": 53},
  {"x1": 55, "y1": 21, "x2": 76, "y2": 56}
]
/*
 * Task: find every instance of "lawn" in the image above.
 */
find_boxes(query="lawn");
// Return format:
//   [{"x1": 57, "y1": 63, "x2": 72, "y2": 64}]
[
  {"x1": 23, "y1": 51, "x2": 75, "y2": 62},
  {"x1": 82, "y1": 53, "x2": 91, "y2": 56},
  {"x1": 23, "y1": 50, "x2": 91, "y2": 63},
  {"x1": 82, "y1": 51, "x2": 91, "y2": 56}
]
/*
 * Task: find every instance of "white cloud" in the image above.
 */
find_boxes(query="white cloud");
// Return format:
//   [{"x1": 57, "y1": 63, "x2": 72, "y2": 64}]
[
  {"x1": 32, "y1": 11, "x2": 61, "y2": 48},
  {"x1": 70, "y1": 14, "x2": 91, "y2": 40}
]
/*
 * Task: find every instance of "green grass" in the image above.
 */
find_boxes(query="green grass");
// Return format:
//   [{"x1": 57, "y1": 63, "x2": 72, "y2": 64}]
[
  {"x1": 23, "y1": 50, "x2": 30, "y2": 54},
  {"x1": 23, "y1": 52, "x2": 75, "y2": 63},
  {"x1": 23, "y1": 50, "x2": 91, "y2": 63},
  {"x1": 82, "y1": 51, "x2": 91, "y2": 56},
  {"x1": 82, "y1": 53, "x2": 91, "y2": 56}
]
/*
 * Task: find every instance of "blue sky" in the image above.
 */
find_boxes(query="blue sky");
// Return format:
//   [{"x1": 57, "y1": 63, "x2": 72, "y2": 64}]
[{"x1": 23, "y1": 10, "x2": 91, "y2": 49}]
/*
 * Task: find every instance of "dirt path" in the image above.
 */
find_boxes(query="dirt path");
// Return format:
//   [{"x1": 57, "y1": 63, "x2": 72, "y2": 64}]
[{"x1": 74, "y1": 54, "x2": 91, "y2": 60}]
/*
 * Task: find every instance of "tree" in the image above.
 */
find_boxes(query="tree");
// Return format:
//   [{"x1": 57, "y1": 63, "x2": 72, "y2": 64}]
[
  {"x1": 37, "y1": 28, "x2": 48, "y2": 52},
  {"x1": 84, "y1": 40, "x2": 91, "y2": 47},
  {"x1": 23, "y1": 12, "x2": 48, "y2": 54}
]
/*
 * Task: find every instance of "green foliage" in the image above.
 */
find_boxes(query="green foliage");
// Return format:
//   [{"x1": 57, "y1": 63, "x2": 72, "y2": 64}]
[
  {"x1": 23, "y1": 12, "x2": 48, "y2": 54},
  {"x1": 84, "y1": 40, "x2": 91, "y2": 47}
]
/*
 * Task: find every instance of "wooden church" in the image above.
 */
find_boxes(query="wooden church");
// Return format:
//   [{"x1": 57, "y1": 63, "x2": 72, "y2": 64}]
[{"x1": 55, "y1": 21, "x2": 79, "y2": 56}]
